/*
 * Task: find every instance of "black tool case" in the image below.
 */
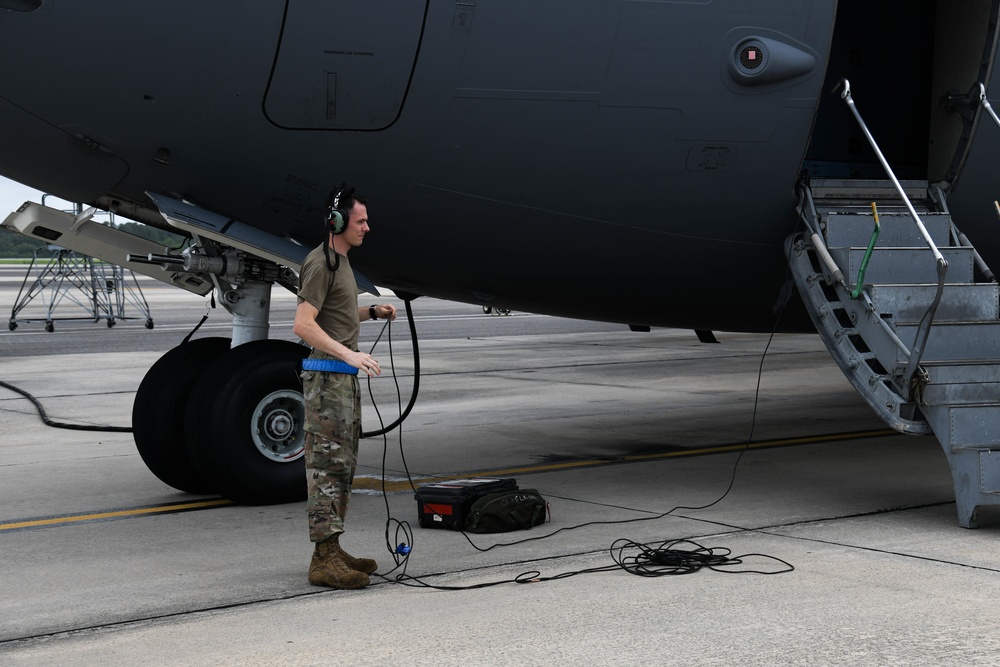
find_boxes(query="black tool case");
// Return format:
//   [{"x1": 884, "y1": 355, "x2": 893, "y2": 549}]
[{"x1": 414, "y1": 478, "x2": 517, "y2": 529}]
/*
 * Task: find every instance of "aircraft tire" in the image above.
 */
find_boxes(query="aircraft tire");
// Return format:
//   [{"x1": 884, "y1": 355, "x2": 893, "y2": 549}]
[
  {"x1": 183, "y1": 339, "x2": 308, "y2": 505},
  {"x1": 132, "y1": 337, "x2": 232, "y2": 494}
]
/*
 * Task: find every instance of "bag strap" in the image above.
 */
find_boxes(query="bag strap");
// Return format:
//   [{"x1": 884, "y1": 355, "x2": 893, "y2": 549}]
[{"x1": 511, "y1": 496, "x2": 545, "y2": 530}]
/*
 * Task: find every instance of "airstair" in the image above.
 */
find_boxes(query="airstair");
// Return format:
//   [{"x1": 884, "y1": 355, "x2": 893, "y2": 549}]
[{"x1": 787, "y1": 80, "x2": 1000, "y2": 528}]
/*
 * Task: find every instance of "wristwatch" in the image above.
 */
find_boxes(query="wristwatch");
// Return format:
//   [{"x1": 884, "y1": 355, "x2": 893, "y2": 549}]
[{"x1": 369, "y1": 305, "x2": 377, "y2": 320}]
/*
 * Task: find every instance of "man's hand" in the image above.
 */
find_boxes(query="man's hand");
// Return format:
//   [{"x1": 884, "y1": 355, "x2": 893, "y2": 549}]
[
  {"x1": 345, "y1": 350, "x2": 381, "y2": 377},
  {"x1": 374, "y1": 304, "x2": 397, "y2": 321}
]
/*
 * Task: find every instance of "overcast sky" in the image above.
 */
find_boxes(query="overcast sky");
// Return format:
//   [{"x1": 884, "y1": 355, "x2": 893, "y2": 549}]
[
  {"x1": 0, "y1": 176, "x2": 44, "y2": 212},
  {"x1": 0, "y1": 176, "x2": 81, "y2": 219}
]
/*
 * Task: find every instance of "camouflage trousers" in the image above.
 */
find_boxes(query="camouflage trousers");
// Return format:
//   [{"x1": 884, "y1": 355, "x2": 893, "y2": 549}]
[{"x1": 301, "y1": 368, "x2": 361, "y2": 543}]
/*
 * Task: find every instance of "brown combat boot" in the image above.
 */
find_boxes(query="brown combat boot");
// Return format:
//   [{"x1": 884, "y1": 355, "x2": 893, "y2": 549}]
[
  {"x1": 308, "y1": 538, "x2": 370, "y2": 589},
  {"x1": 329, "y1": 535, "x2": 379, "y2": 575}
]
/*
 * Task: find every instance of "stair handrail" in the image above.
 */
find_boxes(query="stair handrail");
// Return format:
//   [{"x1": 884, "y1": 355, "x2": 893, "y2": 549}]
[
  {"x1": 930, "y1": 183, "x2": 996, "y2": 282},
  {"x1": 837, "y1": 80, "x2": 947, "y2": 268},
  {"x1": 974, "y1": 82, "x2": 1000, "y2": 132},
  {"x1": 836, "y1": 79, "x2": 949, "y2": 401}
]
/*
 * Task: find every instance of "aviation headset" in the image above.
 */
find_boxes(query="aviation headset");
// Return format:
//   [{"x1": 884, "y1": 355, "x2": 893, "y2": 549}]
[
  {"x1": 326, "y1": 181, "x2": 354, "y2": 235},
  {"x1": 322, "y1": 181, "x2": 359, "y2": 273}
]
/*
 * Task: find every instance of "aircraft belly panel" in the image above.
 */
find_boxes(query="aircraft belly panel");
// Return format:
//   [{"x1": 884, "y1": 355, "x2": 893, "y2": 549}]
[
  {"x1": 355, "y1": 196, "x2": 804, "y2": 333},
  {"x1": 264, "y1": 1, "x2": 429, "y2": 130},
  {"x1": 0, "y1": 96, "x2": 127, "y2": 203}
]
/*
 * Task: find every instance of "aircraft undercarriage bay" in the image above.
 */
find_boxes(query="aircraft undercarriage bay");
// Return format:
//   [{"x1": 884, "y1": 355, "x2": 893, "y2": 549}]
[{"x1": 2, "y1": 0, "x2": 1000, "y2": 526}]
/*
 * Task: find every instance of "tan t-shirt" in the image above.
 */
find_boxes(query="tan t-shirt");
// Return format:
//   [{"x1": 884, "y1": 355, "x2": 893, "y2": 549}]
[{"x1": 297, "y1": 244, "x2": 360, "y2": 354}]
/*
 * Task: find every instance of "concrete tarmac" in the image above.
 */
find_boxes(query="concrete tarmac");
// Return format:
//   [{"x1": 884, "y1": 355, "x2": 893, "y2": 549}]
[{"x1": 1, "y1": 280, "x2": 999, "y2": 665}]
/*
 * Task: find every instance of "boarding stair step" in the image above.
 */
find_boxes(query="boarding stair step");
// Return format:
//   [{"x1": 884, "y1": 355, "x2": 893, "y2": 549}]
[
  {"x1": 922, "y1": 360, "x2": 1000, "y2": 384},
  {"x1": 890, "y1": 321, "x2": 1000, "y2": 363},
  {"x1": 922, "y1": 402, "x2": 1000, "y2": 449},
  {"x1": 829, "y1": 246, "x2": 975, "y2": 287},
  {"x1": 920, "y1": 382, "x2": 1000, "y2": 407},
  {"x1": 869, "y1": 283, "x2": 999, "y2": 321},
  {"x1": 822, "y1": 211, "x2": 952, "y2": 249},
  {"x1": 807, "y1": 178, "x2": 930, "y2": 203}
]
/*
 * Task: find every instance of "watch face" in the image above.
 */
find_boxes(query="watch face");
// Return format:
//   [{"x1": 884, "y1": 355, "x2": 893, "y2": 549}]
[{"x1": 740, "y1": 45, "x2": 764, "y2": 70}]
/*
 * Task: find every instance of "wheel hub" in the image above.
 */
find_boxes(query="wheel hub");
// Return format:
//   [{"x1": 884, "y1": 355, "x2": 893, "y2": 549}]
[{"x1": 251, "y1": 389, "x2": 305, "y2": 462}]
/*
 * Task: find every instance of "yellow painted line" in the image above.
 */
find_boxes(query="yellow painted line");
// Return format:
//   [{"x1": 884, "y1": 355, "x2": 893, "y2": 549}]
[
  {"x1": 355, "y1": 428, "x2": 897, "y2": 493},
  {"x1": 0, "y1": 498, "x2": 235, "y2": 532},
  {"x1": 1, "y1": 429, "x2": 898, "y2": 528}
]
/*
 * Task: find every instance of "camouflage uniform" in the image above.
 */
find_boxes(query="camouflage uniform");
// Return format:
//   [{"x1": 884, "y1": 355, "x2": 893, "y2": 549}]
[
  {"x1": 297, "y1": 244, "x2": 362, "y2": 544},
  {"x1": 301, "y1": 365, "x2": 361, "y2": 541}
]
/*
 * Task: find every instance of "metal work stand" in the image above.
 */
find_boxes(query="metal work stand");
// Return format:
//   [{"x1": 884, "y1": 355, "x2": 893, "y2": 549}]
[{"x1": 8, "y1": 245, "x2": 153, "y2": 332}]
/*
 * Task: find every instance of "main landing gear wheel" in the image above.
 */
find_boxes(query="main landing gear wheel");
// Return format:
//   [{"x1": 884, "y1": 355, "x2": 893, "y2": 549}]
[
  {"x1": 132, "y1": 337, "x2": 232, "y2": 494},
  {"x1": 184, "y1": 339, "x2": 309, "y2": 505}
]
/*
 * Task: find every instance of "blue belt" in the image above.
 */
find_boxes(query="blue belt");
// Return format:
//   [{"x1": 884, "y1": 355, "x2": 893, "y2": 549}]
[{"x1": 301, "y1": 358, "x2": 359, "y2": 375}]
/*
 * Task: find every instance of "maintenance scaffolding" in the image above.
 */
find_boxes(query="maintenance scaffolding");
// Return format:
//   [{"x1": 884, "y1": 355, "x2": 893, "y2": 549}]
[{"x1": 7, "y1": 201, "x2": 153, "y2": 332}]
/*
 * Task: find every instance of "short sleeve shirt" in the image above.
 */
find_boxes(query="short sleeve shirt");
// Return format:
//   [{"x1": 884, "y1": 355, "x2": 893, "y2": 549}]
[{"x1": 297, "y1": 244, "x2": 360, "y2": 353}]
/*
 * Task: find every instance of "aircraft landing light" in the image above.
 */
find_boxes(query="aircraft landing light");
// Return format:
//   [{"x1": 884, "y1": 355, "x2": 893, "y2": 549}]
[
  {"x1": 0, "y1": 498, "x2": 234, "y2": 533},
  {"x1": 353, "y1": 428, "x2": 898, "y2": 493}
]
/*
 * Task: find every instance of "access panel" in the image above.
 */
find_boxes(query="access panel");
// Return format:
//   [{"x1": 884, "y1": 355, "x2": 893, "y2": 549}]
[{"x1": 264, "y1": 1, "x2": 428, "y2": 130}]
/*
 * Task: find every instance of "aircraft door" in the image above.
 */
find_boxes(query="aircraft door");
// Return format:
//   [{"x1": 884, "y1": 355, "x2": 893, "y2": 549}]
[{"x1": 264, "y1": 1, "x2": 429, "y2": 131}]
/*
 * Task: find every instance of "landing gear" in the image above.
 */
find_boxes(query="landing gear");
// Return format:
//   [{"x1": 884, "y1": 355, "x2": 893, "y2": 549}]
[
  {"x1": 130, "y1": 266, "x2": 306, "y2": 504},
  {"x1": 132, "y1": 337, "x2": 232, "y2": 494},
  {"x1": 183, "y1": 339, "x2": 308, "y2": 504}
]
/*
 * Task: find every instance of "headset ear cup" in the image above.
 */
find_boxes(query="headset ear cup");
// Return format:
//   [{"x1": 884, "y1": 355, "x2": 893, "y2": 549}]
[
  {"x1": 328, "y1": 208, "x2": 346, "y2": 234},
  {"x1": 326, "y1": 181, "x2": 351, "y2": 234}
]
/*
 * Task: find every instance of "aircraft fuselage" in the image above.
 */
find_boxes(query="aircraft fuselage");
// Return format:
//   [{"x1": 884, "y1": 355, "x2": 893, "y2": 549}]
[{"x1": 0, "y1": 1, "x2": 998, "y2": 332}]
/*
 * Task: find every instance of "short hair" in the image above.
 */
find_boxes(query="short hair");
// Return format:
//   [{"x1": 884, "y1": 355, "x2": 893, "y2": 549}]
[
  {"x1": 324, "y1": 182, "x2": 367, "y2": 220},
  {"x1": 343, "y1": 190, "x2": 367, "y2": 214}
]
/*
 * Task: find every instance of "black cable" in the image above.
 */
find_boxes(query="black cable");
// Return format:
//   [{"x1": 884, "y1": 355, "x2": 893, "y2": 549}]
[
  {"x1": 379, "y1": 537, "x2": 795, "y2": 592},
  {"x1": 437, "y1": 319, "x2": 783, "y2": 557},
  {"x1": 2, "y1": 299, "x2": 222, "y2": 433},
  {"x1": 609, "y1": 538, "x2": 794, "y2": 577},
  {"x1": 351, "y1": 276, "x2": 798, "y2": 591},
  {"x1": 0, "y1": 379, "x2": 132, "y2": 432},
  {"x1": 361, "y1": 298, "x2": 419, "y2": 439},
  {"x1": 425, "y1": 207, "x2": 801, "y2": 558},
  {"x1": 181, "y1": 291, "x2": 216, "y2": 345},
  {"x1": 364, "y1": 320, "x2": 793, "y2": 591},
  {"x1": 357, "y1": 310, "x2": 420, "y2": 579}
]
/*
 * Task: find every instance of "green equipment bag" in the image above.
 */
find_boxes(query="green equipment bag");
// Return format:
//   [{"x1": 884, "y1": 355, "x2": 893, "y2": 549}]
[{"x1": 464, "y1": 489, "x2": 548, "y2": 533}]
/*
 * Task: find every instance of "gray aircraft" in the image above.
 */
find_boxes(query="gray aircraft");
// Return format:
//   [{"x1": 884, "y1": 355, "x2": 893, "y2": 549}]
[{"x1": 2, "y1": 1, "x2": 1000, "y2": 527}]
